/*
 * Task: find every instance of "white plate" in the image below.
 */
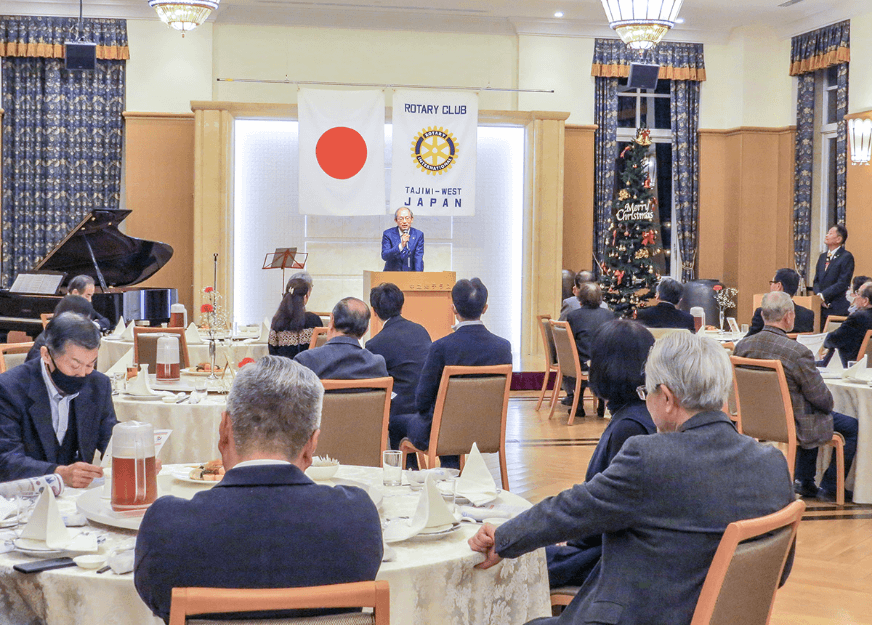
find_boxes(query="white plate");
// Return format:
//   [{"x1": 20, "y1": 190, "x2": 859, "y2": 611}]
[
  {"x1": 455, "y1": 488, "x2": 501, "y2": 506},
  {"x1": 121, "y1": 393, "x2": 164, "y2": 401},
  {"x1": 182, "y1": 367, "x2": 228, "y2": 377},
  {"x1": 170, "y1": 467, "x2": 222, "y2": 486},
  {"x1": 12, "y1": 538, "x2": 91, "y2": 557},
  {"x1": 408, "y1": 523, "x2": 462, "y2": 542},
  {"x1": 76, "y1": 488, "x2": 146, "y2": 531}
]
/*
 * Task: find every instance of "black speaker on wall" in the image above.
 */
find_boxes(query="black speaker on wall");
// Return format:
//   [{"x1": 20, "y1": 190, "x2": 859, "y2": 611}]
[
  {"x1": 64, "y1": 41, "x2": 96, "y2": 71},
  {"x1": 627, "y1": 63, "x2": 660, "y2": 90}
]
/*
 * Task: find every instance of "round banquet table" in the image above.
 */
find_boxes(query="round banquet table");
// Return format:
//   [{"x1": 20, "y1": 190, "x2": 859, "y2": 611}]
[
  {"x1": 0, "y1": 465, "x2": 550, "y2": 625},
  {"x1": 98, "y1": 337, "x2": 269, "y2": 373},
  {"x1": 823, "y1": 378, "x2": 868, "y2": 503}
]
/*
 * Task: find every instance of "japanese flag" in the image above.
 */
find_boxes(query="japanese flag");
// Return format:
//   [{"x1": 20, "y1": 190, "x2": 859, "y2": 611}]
[{"x1": 298, "y1": 88, "x2": 385, "y2": 216}]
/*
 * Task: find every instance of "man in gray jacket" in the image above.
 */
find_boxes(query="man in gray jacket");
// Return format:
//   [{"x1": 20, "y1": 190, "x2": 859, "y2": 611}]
[{"x1": 469, "y1": 332, "x2": 794, "y2": 625}]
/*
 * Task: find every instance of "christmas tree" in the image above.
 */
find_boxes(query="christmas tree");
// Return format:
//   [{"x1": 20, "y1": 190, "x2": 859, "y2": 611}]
[{"x1": 599, "y1": 127, "x2": 664, "y2": 317}]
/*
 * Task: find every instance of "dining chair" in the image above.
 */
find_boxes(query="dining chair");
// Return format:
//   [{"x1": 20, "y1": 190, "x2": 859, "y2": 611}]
[
  {"x1": 133, "y1": 327, "x2": 191, "y2": 369},
  {"x1": 399, "y1": 364, "x2": 512, "y2": 490},
  {"x1": 535, "y1": 314, "x2": 561, "y2": 411},
  {"x1": 855, "y1": 329, "x2": 872, "y2": 364},
  {"x1": 318, "y1": 377, "x2": 393, "y2": 467},
  {"x1": 0, "y1": 342, "x2": 34, "y2": 374},
  {"x1": 309, "y1": 327, "x2": 330, "y2": 350},
  {"x1": 730, "y1": 356, "x2": 844, "y2": 505},
  {"x1": 40, "y1": 313, "x2": 54, "y2": 329},
  {"x1": 549, "y1": 320, "x2": 590, "y2": 425},
  {"x1": 168, "y1": 580, "x2": 390, "y2": 625},
  {"x1": 550, "y1": 585, "x2": 580, "y2": 610},
  {"x1": 647, "y1": 327, "x2": 690, "y2": 340},
  {"x1": 824, "y1": 315, "x2": 848, "y2": 334},
  {"x1": 689, "y1": 499, "x2": 805, "y2": 625}
]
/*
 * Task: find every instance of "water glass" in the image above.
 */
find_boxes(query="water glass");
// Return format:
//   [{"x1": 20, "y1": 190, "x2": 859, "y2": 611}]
[
  {"x1": 112, "y1": 372, "x2": 126, "y2": 394},
  {"x1": 740, "y1": 323, "x2": 749, "y2": 334},
  {"x1": 382, "y1": 450, "x2": 403, "y2": 486},
  {"x1": 436, "y1": 477, "x2": 457, "y2": 510}
]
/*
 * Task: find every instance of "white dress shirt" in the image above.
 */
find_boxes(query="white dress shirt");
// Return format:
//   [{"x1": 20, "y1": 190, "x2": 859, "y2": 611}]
[{"x1": 39, "y1": 360, "x2": 79, "y2": 445}]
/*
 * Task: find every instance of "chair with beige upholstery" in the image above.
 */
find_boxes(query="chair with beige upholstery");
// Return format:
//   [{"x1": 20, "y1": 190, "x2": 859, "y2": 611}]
[
  {"x1": 535, "y1": 314, "x2": 561, "y2": 411},
  {"x1": 855, "y1": 329, "x2": 872, "y2": 364},
  {"x1": 133, "y1": 327, "x2": 190, "y2": 369},
  {"x1": 168, "y1": 580, "x2": 390, "y2": 625},
  {"x1": 823, "y1": 315, "x2": 847, "y2": 334},
  {"x1": 689, "y1": 499, "x2": 805, "y2": 625},
  {"x1": 399, "y1": 364, "x2": 512, "y2": 490},
  {"x1": 647, "y1": 327, "x2": 690, "y2": 341},
  {"x1": 549, "y1": 320, "x2": 590, "y2": 425},
  {"x1": 309, "y1": 327, "x2": 330, "y2": 350},
  {"x1": 731, "y1": 356, "x2": 844, "y2": 505},
  {"x1": 0, "y1": 342, "x2": 34, "y2": 374},
  {"x1": 318, "y1": 378, "x2": 393, "y2": 467}
]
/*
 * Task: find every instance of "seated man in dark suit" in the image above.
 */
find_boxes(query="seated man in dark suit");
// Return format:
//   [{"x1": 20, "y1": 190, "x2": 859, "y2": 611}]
[
  {"x1": 559, "y1": 271, "x2": 606, "y2": 321},
  {"x1": 469, "y1": 331, "x2": 794, "y2": 625},
  {"x1": 67, "y1": 274, "x2": 112, "y2": 333},
  {"x1": 564, "y1": 283, "x2": 614, "y2": 417},
  {"x1": 135, "y1": 356, "x2": 383, "y2": 623},
  {"x1": 365, "y1": 283, "x2": 431, "y2": 417},
  {"x1": 389, "y1": 278, "x2": 512, "y2": 466},
  {"x1": 746, "y1": 268, "x2": 815, "y2": 337},
  {"x1": 847, "y1": 274, "x2": 871, "y2": 314},
  {"x1": 294, "y1": 297, "x2": 388, "y2": 379},
  {"x1": 0, "y1": 313, "x2": 115, "y2": 487},
  {"x1": 634, "y1": 277, "x2": 695, "y2": 332},
  {"x1": 824, "y1": 280, "x2": 872, "y2": 367}
]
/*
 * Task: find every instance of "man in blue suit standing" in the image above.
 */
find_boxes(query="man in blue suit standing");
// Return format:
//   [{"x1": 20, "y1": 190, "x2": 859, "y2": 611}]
[{"x1": 382, "y1": 207, "x2": 424, "y2": 271}]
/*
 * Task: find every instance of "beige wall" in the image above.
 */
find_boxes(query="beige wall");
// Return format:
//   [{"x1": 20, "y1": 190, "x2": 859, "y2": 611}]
[
  {"x1": 562, "y1": 126, "x2": 596, "y2": 274},
  {"x1": 849, "y1": 11, "x2": 872, "y2": 113}
]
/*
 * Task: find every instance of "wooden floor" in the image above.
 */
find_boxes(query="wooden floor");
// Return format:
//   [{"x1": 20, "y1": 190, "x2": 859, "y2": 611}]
[{"x1": 480, "y1": 392, "x2": 872, "y2": 625}]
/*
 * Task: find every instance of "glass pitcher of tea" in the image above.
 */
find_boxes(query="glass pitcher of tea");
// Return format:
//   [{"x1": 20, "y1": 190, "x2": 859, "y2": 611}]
[
  {"x1": 111, "y1": 421, "x2": 158, "y2": 512},
  {"x1": 156, "y1": 334, "x2": 181, "y2": 381}
]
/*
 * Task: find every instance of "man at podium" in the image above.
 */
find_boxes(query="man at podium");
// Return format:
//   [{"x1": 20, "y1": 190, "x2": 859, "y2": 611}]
[{"x1": 382, "y1": 208, "x2": 424, "y2": 272}]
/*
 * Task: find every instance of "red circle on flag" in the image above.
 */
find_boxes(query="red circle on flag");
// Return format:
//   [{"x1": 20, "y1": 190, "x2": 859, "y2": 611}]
[{"x1": 316, "y1": 127, "x2": 368, "y2": 180}]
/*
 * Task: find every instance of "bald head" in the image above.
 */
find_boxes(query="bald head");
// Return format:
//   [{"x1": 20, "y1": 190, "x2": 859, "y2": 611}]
[{"x1": 331, "y1": 297, "x2": 371, "y2": 338}]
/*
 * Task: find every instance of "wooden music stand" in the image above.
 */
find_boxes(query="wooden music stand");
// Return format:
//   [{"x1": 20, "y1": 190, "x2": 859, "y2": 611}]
[{"x1": 262, "y1": 247, "x2": 308, "y2": 294}]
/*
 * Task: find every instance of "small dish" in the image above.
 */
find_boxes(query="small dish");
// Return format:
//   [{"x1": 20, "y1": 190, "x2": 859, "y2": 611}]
[
  {"x1": 305, "y1": 462, "x2": 339, "y2": 481},
  {"x1": 73, "y1": 554, "x2": 107, "y2": 570}
]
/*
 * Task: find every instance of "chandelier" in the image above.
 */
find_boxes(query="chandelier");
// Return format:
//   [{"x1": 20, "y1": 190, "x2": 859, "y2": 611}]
[
  {"x1": 848, "y1": 118, "x2": 872, "y2": 165},
  {"x1": 600, "y1": 0, "x2": 684, "y2": 50},
  {"x1": 149, "y1": 0, "x2": 219, "y2": 33}
]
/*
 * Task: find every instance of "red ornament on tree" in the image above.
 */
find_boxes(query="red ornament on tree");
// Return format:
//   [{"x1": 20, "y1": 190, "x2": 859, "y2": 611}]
[{"x1": 641, "y1": 230, "x2": 656, "y2": 246}]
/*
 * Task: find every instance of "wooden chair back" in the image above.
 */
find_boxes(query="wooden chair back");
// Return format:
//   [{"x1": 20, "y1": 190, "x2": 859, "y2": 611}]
[
  {"x1": 169, "y1": 580, "x2": 390, "y2": 625},
  {"x1": 0, "y1": 342, "x2": 34, "y2": 374},
  {"x1": 537, "y1": 314, "x2": 558, "y2": 368},
  {"x1": 824, "y1": 315, "x2": 847, "y2": 333},
  {"x1": 40, "y1": 313, "x2": 54, "y2": 329},
  {"x1": 647, "y1": 327, "x2": 690, "y2": 340},
  {"x1": 550, "y1": 320, "x2": 581, "y2": 380},
  {"x1": 133, "y1": 327, "x2": 190, "y2": 369},
  {"x1": 690, "y1": 500, "x2": 805, "y2": 625},
  {"x1": 857, "y1": 329, "x2": 872, "y2": 364},
  {"x1": 309, "y1": 327, "x2": 330, "y2": 350},
  {"x1": 319, "y1": 378, "x2": 393, "y2": 467},
  {"x1": 730, "y1": 356, "x2": 796, "y2": 480}
]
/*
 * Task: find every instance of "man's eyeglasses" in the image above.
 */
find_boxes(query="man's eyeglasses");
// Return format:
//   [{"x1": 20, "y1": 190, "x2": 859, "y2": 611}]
[{"x1": 636, "y1": 384, "x2": 660, "y2": 401}]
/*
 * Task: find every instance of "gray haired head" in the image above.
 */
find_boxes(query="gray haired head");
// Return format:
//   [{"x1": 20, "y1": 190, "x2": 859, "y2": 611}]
[
  {"x1": 226, "y1": 356, "x2": 324, "y2": 460},
  {"x1": 44, "y1": 312, "x2": 101, "y2": 355},
  {"x1": 761, "y1": 291, "x2": 794, "y2": 324},
  {"x1": 287, "y1": 271, "x2": 313, "y2": 291},
  {"x1": 645, "y1": 331, "x2": 732, "y2": 413}
]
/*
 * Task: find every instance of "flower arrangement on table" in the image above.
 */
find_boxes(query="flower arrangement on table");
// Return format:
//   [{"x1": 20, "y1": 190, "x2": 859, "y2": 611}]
[{"x1": 713, "y1": 284, "x2": 738, "y2": 331}]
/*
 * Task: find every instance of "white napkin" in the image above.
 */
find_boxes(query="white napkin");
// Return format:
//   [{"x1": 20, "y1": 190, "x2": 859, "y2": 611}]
[
  {"x1": 456, "y1": 443, "x2": 499, "y2": 506},
  {"x1": 257, "y1": 318, "x2": 271, "y2": 343},
  {"x1": 185, "y1": 322, "x2": 204, "y2": 345},
  {"x1": 111, "y1": 316, "x2": 126, "y2": 337},
  {"x1": 842, "y1": 355, "x2": 871, "y2": 381},
  {"x1": 383, "y1": 475, "x2": 456, "y2": 543},
  {"x1": 126, "y1": 364, "x2": 157, "y2": 396},
  {"x1": 106, "y1": 348, "x2": 135, "y2": 377},
  {"x1": 120, "y1": 320, "x2": 135, "y2": 341},
  {"x1": 796, "y1": 333, "x2": 827, "y2": 360},
  {"x1": 825, "y1": 349, "x2": 845, "y2": 372},
  {"x1": 19, "y1": 489, "x2": 97, "y2": 552}
]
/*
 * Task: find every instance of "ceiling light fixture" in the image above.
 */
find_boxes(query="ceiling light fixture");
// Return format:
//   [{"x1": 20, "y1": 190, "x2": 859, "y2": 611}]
[
  {"x1": 149, "y1": 0, "x2": 219, "y2": 34},
  {"x1": 554, "y1": 11, "x2": 564, "y2": 18},
  {"x1": 600, "y1": 0, "x2": 684, "y2": 50},
  {"x1": 848, "y1": 118, "x2": 872, "y2": 165}
]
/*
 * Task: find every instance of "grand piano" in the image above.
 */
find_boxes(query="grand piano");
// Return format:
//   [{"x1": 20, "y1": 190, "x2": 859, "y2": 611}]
[{"x1": 0, "y1": 209, "x2": 177, "y2": 336}]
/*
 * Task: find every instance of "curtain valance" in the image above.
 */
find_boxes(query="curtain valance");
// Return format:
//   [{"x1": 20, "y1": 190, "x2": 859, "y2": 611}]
[
  {"x1": 0, "y1": 16, "x2": 128, "y2": 60},
  {"x1": 591, "y1": 39, "x2": 705, "y2": 82},
  {"x1": 790, "y1": 20, "x2": 849, "y2": 76}
]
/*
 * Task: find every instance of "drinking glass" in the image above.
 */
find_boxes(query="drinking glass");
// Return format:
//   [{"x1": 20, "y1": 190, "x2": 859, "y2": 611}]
[
  {"x1": 382, "y1": 450, "x2": 403, "y2": 487},
  {"x1": 112, "y1": 372, "x2": 126, "y2": 394},
  {"x1": 740, "y1": 324, "x2": 749, "y2": 334},
  {"x1": 436, "y1": 477, "x2": 457, "y2": 510}
]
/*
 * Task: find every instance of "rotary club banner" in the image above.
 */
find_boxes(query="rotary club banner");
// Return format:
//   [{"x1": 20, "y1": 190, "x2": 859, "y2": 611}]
[
  {"x1": 298, "y1": 88, "x2": 385, "y2": 216},
  {"x1": 390, "y1": 90, "x2": 477, "y2": 216}
]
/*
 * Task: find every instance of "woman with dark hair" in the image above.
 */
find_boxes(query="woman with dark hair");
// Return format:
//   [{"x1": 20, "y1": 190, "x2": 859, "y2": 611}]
[
  {"x1": 268, "y1": 278, "x2": 323, "y2": 359},
  {"x1": 546, "y1": 318, "x2": 657, "y2": 589}
]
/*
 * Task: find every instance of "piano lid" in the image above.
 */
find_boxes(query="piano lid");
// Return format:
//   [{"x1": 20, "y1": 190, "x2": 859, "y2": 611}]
[{"x1": 33, "y1": 209, "x2": 174, "y2": 288}]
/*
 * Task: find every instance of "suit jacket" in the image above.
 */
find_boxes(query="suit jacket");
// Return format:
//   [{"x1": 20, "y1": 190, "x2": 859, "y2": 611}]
[
  {"x1": 824, "y1": 307, "x2": 872, "y2": 366},
  {"x1": 381, "y1": 226, "x2": 424, "y2": 272},
  {"x1": 734, "y1": 326, "x2": 834, "y2": 448},
  {"x1": 559, "y1": 296, "x2": 581, "y2": 320},
  {"x1": 415, "y1": 323, "x2": 512, "y2": 420},
  {"x1": 495, "y1": 411, "x2": 794, "y2": 625},
  {"x1": 134, "y1": 464, "x2": 383, "y2": 623},
  {"x1": 0, "y1": 358, "x2": 116, "y2": 480},
  {"x1": 365, "y1": 316, "x2": 432, "y2": 417},
  {"x1": 294, "y1": 335, "x2": 388, "y2": 380},
  {"x1": 813, "y1": 247, "x2": 854, "y2": 316},
  {"x1": 746, "y1": 303, "x2": 815, "y2": 338},
  {"x1": 634, "y1": 302, "x2": 695, "y2": 332},
  {"x1": 564, "y1": 307, "x2": 616, "y2": 369}
]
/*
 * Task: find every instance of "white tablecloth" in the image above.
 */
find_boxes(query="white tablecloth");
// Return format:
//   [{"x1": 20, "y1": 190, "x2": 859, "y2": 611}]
[
  {"x1": 824, "y1": 378, "x2": 869, "y2": 503},
  {"x1": 98, "y1": 338, "x2": 269, "y2": 373},
  {"x1": 0, "y1": 465, "x2": 550, "y2": 625}
]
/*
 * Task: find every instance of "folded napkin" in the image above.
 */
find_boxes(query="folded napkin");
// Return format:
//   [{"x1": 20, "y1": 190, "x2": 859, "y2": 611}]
[
  {"x1": 120, "y1": 320, "x2": 135, "y2": 342},
  {"x1": 105, "y1": 348, "x2": 135, "y2": 377},
  {"x1": 825, "y1": 349, "x2": 845, "y2": 372},
  {"x1": 257, "y1": 318, "x2": 271, "y2": 343},
  {"x1": 110, "y1": 316, "x2": 126, "y2": 337},
  {"x1": 0, "y1": 474, "x2": 64, "y2": 500},
  {"x1": 126, "y1": 365, "x2": 157, "y2": 396},
  {"x1": 382, "y1": 475, "x2": 457, "y2": 543},
  {"x1": 185, "y1": 322, "x2": 204, "y2": 345},
  {"x1": 796, "y1": 333, "x2": 827, "y2": 360},
  {"x1": 19, "y1": 488, "x2": 97, "y2": 552},
  {"x1": 456, "y1": 442, "x2": 499, "y2": 506},
  {"x1": 842, "y1": 355, "x2": 872, "y2": 381}
]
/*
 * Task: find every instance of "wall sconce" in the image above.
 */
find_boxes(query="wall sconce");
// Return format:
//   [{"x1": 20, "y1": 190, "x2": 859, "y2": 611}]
[{"x1": 848, "y1": 118, "x2": 872, "y2": 165}]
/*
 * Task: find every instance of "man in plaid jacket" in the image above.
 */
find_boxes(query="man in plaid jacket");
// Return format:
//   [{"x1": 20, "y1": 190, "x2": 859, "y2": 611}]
[{"x1": 734, "y1": 291, "x2": 858, "y2": 501}]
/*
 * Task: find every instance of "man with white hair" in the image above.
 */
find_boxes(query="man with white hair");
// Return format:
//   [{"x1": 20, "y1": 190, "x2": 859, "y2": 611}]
[
  {"x1": 735, "y1": 291, "x2": 858, "y2": 501},
  {"x1": 134, "y1": 356, "x2": 383, "y2": 623},
  {"x1": 469, "y1": 332, "x2": 793, "y2": 625}
]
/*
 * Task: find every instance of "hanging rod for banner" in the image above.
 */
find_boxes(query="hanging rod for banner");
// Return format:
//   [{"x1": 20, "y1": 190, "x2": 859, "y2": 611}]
[{"x1": 215, "y1": 77, "x2": 553, "y2": 94}]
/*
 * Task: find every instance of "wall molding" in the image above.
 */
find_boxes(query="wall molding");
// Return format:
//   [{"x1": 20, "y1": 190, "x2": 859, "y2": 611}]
[{"x1": 699, "y1": 126, "x2": 796, "y2": 136}]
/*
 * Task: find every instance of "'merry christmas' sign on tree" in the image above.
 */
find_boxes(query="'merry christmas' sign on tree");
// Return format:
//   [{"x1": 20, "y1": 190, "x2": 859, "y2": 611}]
[{"x1": 599, "y1": 127, "x2": 664, "y2": 317}]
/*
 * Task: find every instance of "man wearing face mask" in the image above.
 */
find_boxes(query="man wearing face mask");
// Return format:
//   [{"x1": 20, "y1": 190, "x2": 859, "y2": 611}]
[{"x1": 0, "y1": 312, "x2": 116, "y2": 487}]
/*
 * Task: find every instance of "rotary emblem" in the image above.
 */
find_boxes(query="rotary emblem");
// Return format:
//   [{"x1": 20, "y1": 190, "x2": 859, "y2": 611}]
[{"x1": 410, "y1": 127, "x2": 458, "y2": 175}]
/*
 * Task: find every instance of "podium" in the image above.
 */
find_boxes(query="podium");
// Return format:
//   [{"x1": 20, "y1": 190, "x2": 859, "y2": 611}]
[{"x1": 363, "y1": 271, "x2": 456, "y2": 341}]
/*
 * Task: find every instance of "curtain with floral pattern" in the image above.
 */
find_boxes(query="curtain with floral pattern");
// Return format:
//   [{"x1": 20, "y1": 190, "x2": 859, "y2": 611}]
[
  {"x1": 671, "y1": 79, "x2": 700, "y2": 282},
  {"x1": 793, "y1": 74, "x2": 815, "y2": 281},
  {"x1": 0, "y1": 17, "x2": 127, "y2": 287},
  {"x1": 594, "y1": 77, "x2": 619, "y2": 266}
]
